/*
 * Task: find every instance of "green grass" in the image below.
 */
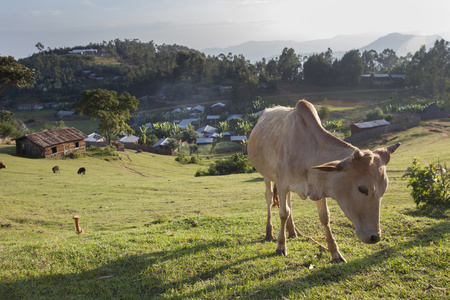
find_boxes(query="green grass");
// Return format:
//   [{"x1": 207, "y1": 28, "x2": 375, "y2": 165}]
[{"x1": 0, "y1": 124, "x2": 449, "y2": 299}]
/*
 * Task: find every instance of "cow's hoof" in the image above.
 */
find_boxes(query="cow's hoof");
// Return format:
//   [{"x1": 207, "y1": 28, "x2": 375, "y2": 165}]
[
  {"x1": 288, "y1": 232, "x2": 298, "y2": 239},
  {"x1": 331, "y1": 254, "x2": 347, "y2": 263},
  {"x1": 265, "y1": 235, "x2": 274, "y2": 242},
  {"x1": 276, "y1": 249, "x2": 287, "y2": 256}
]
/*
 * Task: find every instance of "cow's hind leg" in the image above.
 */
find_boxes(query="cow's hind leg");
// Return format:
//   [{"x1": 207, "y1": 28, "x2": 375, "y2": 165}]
[
  {"x1": 316, "y1": 197, "x2": 347, "y2": 263},
  {"x1": 264, "y1": 179, "x2": 274, "y2": 241}
]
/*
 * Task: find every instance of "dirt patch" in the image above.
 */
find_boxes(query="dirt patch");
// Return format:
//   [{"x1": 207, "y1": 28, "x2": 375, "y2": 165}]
[{"x1": 422, "y1": 121, "x2": 450, "y2": 137}]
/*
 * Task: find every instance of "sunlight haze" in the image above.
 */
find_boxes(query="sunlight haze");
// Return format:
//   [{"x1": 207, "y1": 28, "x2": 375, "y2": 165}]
[{"x1": 1, "y1": 0, "x2": 449, "y2": 58}]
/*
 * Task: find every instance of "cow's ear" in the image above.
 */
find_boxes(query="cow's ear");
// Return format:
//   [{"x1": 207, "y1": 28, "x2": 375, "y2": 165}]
[{"x1": 312, "y1": 160, "x2": 345, "y2": 172}]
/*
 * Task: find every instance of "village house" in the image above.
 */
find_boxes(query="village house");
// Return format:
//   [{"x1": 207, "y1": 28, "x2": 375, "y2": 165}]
[
  {"x1": 210, "y1": 102, "x2": 226, "y2": 114},
  {"x1": 15, "y1": 127, "x2": 88, "y2": 158},
  {"x1": 350, "y1": 119, "x2": 390, "y2": 135}
]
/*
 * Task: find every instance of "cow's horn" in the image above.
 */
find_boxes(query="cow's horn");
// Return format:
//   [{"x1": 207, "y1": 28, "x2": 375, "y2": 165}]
[{"x1": 387, "y1": 142, "x2": 401, "y2": 154}]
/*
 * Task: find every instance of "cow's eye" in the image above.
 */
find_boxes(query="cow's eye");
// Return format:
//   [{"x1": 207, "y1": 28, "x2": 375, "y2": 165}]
[{"x1": 358, "y1": 186, "x2": 369, "y2": 196}]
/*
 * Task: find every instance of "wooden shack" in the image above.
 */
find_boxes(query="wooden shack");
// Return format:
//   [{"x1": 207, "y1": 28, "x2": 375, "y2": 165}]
[
  {"x1": 350, "y1": 119, "x2": 390, "y2": 135},
  {"x1": 15, "y1": 128, "x2": 88, "y2": 158}
]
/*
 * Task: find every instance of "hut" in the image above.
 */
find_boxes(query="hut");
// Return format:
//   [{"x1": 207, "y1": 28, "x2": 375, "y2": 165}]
[
  {"x1": 15, "y1": 128, "x2": 88, "y2": 158},
  {"x1": 350, "y1": 119, "x2": 390, "y2": 135}
]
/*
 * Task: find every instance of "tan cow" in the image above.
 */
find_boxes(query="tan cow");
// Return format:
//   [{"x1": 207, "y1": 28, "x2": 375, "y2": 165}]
[{"x1": 248, "y1": 100, "x2": 400, "y2": 262}]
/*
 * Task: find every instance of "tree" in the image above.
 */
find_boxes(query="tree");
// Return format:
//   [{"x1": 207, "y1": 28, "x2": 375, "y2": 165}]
[
  {"x1": 361, "y1": 50, "x2": 378, "y2": 73},
  {"x1": 35, "y1": 42, "x2": 45, "y2": 52},
  {"x1": 303, "y1": 53, "x2": 335, "y2": 86},
  {"x1": 377, "y1": 49, "x2": 399, "y2": 72},
  {"x1": 0, "y1": 56, "x2": 35, "y2": 95},
  {"x1": 338, "y1": 50, "x2": 364, "y2": 86},
  {"x1": 75, "y1": 89, "x2": 139, "y2": 144},
  {"x1": 278, "y1": 47, "x2": 302, "y2": 82}
]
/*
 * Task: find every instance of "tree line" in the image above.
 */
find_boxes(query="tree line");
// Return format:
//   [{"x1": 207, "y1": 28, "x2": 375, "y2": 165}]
[{"x1": 1, "y1": 38, "x2": 449, "y2": 107}]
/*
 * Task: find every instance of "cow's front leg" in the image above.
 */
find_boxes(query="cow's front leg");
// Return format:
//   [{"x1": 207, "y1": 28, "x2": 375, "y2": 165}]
[
  {"x1": 285, "y1": 192, "x2": 298, "y2": 239},
  {"x1": 276, "y1": 187, "x2": 290, "y2": 256},
  {"x1": 316, "y1": 197, "x2": 347, "y2": 263},
  {"x1": 264, "y1": 179, "x2": 274, "y2": 241}
]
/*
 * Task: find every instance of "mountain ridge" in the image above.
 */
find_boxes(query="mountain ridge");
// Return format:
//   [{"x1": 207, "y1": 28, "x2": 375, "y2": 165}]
[{"x1": 202, "y1": 33, "x2": 443, "y2": 62}]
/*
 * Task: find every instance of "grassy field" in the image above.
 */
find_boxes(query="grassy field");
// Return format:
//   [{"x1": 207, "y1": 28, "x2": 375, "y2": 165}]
[{"x1": 1, "y1": 121, "x2": 449, "y2": 298}]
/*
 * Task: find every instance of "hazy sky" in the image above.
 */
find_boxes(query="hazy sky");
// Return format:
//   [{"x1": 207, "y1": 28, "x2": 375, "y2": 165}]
[{"x1": 1, "y1": 0, "x2": 449, "y2": 59}]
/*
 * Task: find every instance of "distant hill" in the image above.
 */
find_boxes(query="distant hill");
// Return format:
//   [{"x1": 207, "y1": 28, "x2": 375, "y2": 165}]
[
  {"x1": 359, "y1": 33, "x2": 442, "y2": 56},
  {"x1": 202, "y1": 33, "x2": 442, "y2": 62}
]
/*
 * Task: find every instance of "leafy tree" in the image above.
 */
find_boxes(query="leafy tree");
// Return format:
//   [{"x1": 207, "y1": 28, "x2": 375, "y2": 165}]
[
  {"x1": 377, "y1": 49, "x2": 399, "y2": 72},
  {"x1": 75, "y1": 89, "x2": 139, "y2": 144},
  {"x1": 0, "y1": 110, "x2": 27, "y2": 137},
  {"x1": 303, "y1": 49, "x2": 337, "y2": 86},
  {"x1": 338, "y1": 50, "x2": 363, "y2": 86},
  {"x1": 0, "y1": 110, "x2": 14, "y2": 122},
  {"x1": 0, "y1": 56, "x2": 35, "y2": 95},
  {"x1": 278, "y1": 47, "x2": 302, "y2": 82},
  {"x1": 361, "y1": 50, "x2": 378, "y2": 73},
  {"x1": 35, "y1": 42, "x2": 45, "y2": 52},
  {"x1": 406, "y1": 39, "x2": 450, "y2": 98},
  {"x1": 181, "y1": 123, "x2": 198, "y2": 142}
]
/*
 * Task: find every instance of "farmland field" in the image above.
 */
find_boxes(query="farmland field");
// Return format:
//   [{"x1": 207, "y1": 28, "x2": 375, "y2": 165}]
[{"x1": 0, "y1": 121, "x2": 449, "y2": 299}]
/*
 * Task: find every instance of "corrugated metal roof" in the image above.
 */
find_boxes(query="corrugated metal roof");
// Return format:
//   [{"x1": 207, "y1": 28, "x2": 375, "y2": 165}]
[
  {"x1": 353, "y1": 119, "x2": 390, "y2": 129},
  {"x1": 19, "y1": 128, "x2": 88, "y2": 148},
  {"x1": 230, "y1": 135, "x2": 247, "y2": 142},
  {"x1": 196, "y1": 138, "x2": 213, "y2": 144}
]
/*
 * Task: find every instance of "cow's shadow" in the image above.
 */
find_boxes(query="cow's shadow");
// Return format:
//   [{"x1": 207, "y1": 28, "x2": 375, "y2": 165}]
[{"x1": 1, "y1": 220, "x2": 447, "y2": 299}]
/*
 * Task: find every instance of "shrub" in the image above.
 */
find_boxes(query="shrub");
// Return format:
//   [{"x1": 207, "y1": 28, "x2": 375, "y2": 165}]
[
  {"x1": 67, "y1": 150, "x2": 83, "y2": 159},
  {"x1": 323, "y1": 120, "x2": 342, "y2": 129},
  {"x1": 363, "y1": 107, "x2": 393, "y2": 122},
  {"x1": 195, "y1": 153, "x2": 255, "y2": 176},
  {"x1": 175, "y1": 154, "x2": 202, "y2": 164},
  {"x1": 86, "y1": 145, "x2": 118, "y2": 157},
  {"x1": 402, "y1": 158, "x2": 450, "y2": 208}
]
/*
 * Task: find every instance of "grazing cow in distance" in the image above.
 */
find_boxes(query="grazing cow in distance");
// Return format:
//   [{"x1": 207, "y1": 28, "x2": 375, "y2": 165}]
[
  {"x1": 247, "y1": 100, "x2": 400, "y2": 263},
  {"x1": 0, "y1": 161, "x2": 6, "y2": 170},
  {"x1": 52, "y1": 166, "x2": 60, "y2": 173},
  {"x1": 77, "y1": 167, "x2": 86, "y2": 175}
]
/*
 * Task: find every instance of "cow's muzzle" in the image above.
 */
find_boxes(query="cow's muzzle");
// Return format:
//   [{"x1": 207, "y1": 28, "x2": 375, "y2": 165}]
[
  {"x1": 356, "y1": 229, "x2": 381, "y2": 244},
  {"x1": 370, "y1": 234, "x2": 381, "y2": 244}
]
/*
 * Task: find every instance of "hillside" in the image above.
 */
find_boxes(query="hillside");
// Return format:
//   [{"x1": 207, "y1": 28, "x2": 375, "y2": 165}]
[{"x1": 0, "y1": 121, "x2": 449, "y2": 299}]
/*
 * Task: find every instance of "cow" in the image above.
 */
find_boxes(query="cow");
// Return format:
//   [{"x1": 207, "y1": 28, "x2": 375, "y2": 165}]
[
  {"x1": 0, "y1": 161, "x2": 6, "y2": 169},
  {"x1": 52, "y1": 166, "x2": 60, "y2": 173},
  {"x1": 247, "y1": 100, "x2": 400, "y2": 263},
  {"x1": 77, "y1": 167, "x2": 86, "y2": 175}
]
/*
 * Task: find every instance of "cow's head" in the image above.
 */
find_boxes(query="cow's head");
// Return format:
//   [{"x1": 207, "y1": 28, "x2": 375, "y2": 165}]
[
  {"x1": 313, "y1": 143, "x2": 400, "y2": 244},
  {"x1": 0, "y1": 161, "x2": 6, "y2": 169}
]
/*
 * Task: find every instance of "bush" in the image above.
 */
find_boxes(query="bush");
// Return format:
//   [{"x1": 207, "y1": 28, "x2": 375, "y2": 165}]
[
  {"x1": 403, "y1": 158, "x2": 450, "y2": 208},
  {"x1": 67, "y1": 150, "x2": 83, "y2": 159},
  {"x1": 87, "y1": 145, "x2": 118, "y2": 157},
  {"x1": 195, "y1": 153, "x2": 255, "y2": 176},
  {"x1": 175, "y1": 154, "x2": 202, "y2": 164},
  {"x1": 363, "y1": 107, "x2": 392, "y2": 122},
  {"x1": 323, "y1": 120, "x2": 342, "y2": 129}
]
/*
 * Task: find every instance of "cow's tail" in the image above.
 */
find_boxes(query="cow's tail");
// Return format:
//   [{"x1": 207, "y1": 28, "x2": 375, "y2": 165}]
[{"x1": 272, "y1": 183, "x2": 280, "y2": 208}]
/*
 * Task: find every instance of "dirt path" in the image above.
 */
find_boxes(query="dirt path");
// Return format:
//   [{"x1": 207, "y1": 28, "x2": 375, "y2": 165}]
[{"x1": 118, "y1": 163, "x2": 160, "y2": 178}]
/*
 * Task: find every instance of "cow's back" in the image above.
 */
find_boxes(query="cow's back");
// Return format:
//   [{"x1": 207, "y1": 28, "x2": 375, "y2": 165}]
[
  {"x1": 248, "y1": 106, "x2": 293, "y2": 181},
  {"x1": 248, "y1": 100, "x2": 350, "y2": 183}
]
